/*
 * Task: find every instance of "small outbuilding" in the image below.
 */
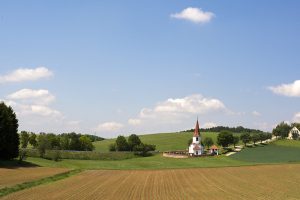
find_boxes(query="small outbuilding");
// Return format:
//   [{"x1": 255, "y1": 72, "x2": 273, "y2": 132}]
[
  {"x1": 210, "y1": 145, "x2": 219, "y2": 155},
  {"x1": 288, "y1": 127, "x2": 300, "y2": 140}
]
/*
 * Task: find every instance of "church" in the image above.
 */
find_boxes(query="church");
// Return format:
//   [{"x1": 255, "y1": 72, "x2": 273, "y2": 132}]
[{"x1": 188, "y1": 119, "x2": 204, "y2": 156}]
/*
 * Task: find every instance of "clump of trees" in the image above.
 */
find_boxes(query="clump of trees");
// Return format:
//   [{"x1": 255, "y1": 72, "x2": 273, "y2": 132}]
[
  {"x1": 184, "y1": 126, "x2": 265, "y2": 134},
  {"x1": 0, "y1": 102, "x2": 19, "y2": 160},
  {"x1": 109, "y1": 134, "x2": 156, "y2": 156},
  {"x1": 272, "y1": 122, "x2": 300, "y2": 140},
  {"x1": 20, "y1": 132, "x2": 101, "y2": 158}
]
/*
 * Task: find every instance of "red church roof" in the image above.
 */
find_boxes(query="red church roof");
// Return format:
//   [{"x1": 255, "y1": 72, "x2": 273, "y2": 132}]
[
  {"x1": 194, "y1": 119, "x2": 200, "y2": 137},
  {"x1": 193, "y1": 144, "x2": 201, "y2": 150}
]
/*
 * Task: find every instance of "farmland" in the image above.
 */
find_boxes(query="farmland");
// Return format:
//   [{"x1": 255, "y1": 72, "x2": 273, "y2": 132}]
[
  {"x1": 3, "y1": 164, "x2": 300, "y2": 200},
  {"x1": 0, "y1": 166, "x2": 69, "y2": 189}
]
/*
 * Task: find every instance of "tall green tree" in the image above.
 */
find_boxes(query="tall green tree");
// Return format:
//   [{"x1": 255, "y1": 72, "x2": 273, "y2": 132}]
[
  {"x1": 128, "y1": 134, "x2": 141, "y2": 151},
  {"x1": 37, "y1": 134, "x2": 51, "y2": 158},
  {"x1": 0, "y1": 102, "x2": 19, "y2": 160},
  {"x1": 251, "y1": 133, "x2": 260, "y2": 145},
  {"x1": 217, "y1": 131, "x2": 234, "y2": 147},
  {"x1": 79, "y1": 135, "x2": 94, "y2": 151},
  {"x1": 240, "y1": 132, "x2": 251, "y2": 146},
  {"x1": 203, "y1": 137, "x2": 214, "y2": 149},
  {"x1": 20, "y1": 131, "x2": 30, "y2": 148},
  {"x1": 115, "y1": 136, "x2": 129, "y2": 151},
  {"x1": 233, "y1": 136, "x2": 240, "y2": 148},
  {"x1": 29, "y1": 132, "x2": 38, "y2": 148},
  {"x1": 272, "y1": 122, "x2": 291, "y2": 138}
]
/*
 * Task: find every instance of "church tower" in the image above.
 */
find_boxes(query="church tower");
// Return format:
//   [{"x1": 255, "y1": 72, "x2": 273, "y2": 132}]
[{"x1": 188, "y1": 118, "x2": 204, "y2": 156}]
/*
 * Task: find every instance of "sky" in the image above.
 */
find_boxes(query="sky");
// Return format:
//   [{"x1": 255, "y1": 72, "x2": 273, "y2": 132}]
[{"x1": 0, "y1": 0, "x2": 300, "y2": 138}]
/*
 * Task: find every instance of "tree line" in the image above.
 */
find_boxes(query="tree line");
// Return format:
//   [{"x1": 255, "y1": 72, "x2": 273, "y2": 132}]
[
  {"x1": 184, "y1": 126, "x2": 264, "y2": 134},
  {"x1": 216, "y1": 131, "x2": 272, "y2": 148},
  {"x1": 109, "y1": 134, "x2": 156, "y2": 156},
  {"x1": 20, "y1": 132, "x2": 104, "y2": 158}
]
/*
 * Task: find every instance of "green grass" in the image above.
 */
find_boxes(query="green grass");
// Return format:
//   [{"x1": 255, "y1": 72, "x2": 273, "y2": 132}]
[
  {"x1": 0, "y1": 169, "x2": 81, "y2": 197},
  {"x1": 231, "y1": 140, "x2": 300, "y2": 163},
  {"x1": 94, "y1": 132, "x2": 225, "y2": 152},
  {"x1": 25, "y1": 154, "x2": 252, "y2": 170}
]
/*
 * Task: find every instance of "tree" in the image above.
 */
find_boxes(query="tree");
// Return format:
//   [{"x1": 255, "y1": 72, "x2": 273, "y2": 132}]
[
  {"x1": 133, "y1": 143, "x2": 156, "y2": 157},
  {"x1": 272, "y1": 122, "x2": 291, "y2": 138},
  {"x1": 233, "y1": 136, "x2": 240, "y2": 148},
  {"x1": 217, "y1": 131, "x2": 234, "y2": 147},
  {"x1": 128, "y1": 134, "x2": 141, "y2": 151},
  {"x1": 29, "y1": 132, "x2": 38, "y2": 148},
  {"x1": 251, "y1": 133, "x2": 260, "y2": 145},
  {"x1": 240, "y1": 132, "x2": 251, "y2": 146},
  {"x1": 20, "y1": 131, "x2": 30, "y2": 148},
  {"x1": 0, "y1": 102, "x2": 19, "y2": 160},
  {"x1": 109, "y1": 143, "x2": 116, "y2": 151},
  {"x1": 203, "y1": 137, "x2": 214, "y2": 149},
  {"x1": 37, "y1": 134, "x2": 51, "y2": 158},
  {"x1": 79, "y1": 135, "x2": 94, "y2": 151},
  {"x1": 115, "y1": 136, "x2": 129, "y2": 151}
]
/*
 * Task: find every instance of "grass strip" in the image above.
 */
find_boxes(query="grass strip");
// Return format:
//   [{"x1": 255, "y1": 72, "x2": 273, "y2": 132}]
[{"x1": 0, "y1": 169, "x2": 82, "y2": 197}]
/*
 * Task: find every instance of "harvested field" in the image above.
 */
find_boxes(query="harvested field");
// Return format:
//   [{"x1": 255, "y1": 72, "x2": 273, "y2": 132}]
[
  {"x1": 3, "y1": 164, "x2": 300, "y2": 200},
  {"x1": 0, "y1": 167, "x2": 69, "y2": 189}
]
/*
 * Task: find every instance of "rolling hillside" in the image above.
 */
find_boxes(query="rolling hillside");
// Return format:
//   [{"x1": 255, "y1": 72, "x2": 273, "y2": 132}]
[{"x1": 94, "y1": 132, "x2": 226, "y2": 152}]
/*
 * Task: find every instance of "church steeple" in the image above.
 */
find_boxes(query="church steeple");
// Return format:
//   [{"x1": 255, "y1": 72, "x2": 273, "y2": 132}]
[{"x1": 194, "y1": 118, "x2": 200, "y2": 137}]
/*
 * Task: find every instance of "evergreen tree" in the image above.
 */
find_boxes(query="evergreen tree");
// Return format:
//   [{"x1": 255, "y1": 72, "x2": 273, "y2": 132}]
[{"x1": 0, "y1": 102, "x2": 19, "y2": 160}]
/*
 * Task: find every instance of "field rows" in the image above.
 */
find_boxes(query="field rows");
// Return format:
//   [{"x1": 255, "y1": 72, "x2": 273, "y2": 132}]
[
  {"x1": 3, "y1": 164, "x2": 300, "y2": 199},
  {"x1": 0, "y1": 167, "x2": 69, "y2": 189}
]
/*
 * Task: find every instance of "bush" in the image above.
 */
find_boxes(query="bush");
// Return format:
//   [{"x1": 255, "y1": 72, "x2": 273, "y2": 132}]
[
  {"x1": 217, "y1": 131, "x2": 234, "y2": 147},
  {"x1": 133, "y1": 144, "x2": 156, "y2": 157},
  {"x1": 18, "y1": 148, "x2": 27, "y2": 163},
  {"x1": 109, "y1": 143, "x2": 116, "y2": 151}
]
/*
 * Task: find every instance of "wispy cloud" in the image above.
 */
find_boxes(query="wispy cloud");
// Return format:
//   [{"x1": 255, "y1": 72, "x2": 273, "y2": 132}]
[
  {"x1": 268, "y1": 80, "x2": 300, "y2": 97},
  {"x1": 293, "y1": 112, "x2": 300, "y2": 122},
  {"x1": 170, "y1": 7, "x2": 215, "y2": 24},
  {"x1": 7, "y1": 89, "x2": 55, "y2": 105},
  {"x1": 252, "y1": 111, "x2": 261, "y2": 117},
  {"x1": 0, "y1": 67, "x2": 53, "y2": 83},
  {"x1": 96, "y1": 122, "x2": 124, "y2": 132}
]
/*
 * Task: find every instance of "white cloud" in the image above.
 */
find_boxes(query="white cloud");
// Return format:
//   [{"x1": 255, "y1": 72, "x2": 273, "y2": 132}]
[
  {"x1": 170, "y1": 7, "x2": 215, "y2": 24},
  {"x1": 96, "y1": 122, "x2": 124, "y2": 132},
  {"x1": 134, "y1": 94, "x2": 227, "y2": 124},
  {"x1": 7, "y1": 89, "x2": 55, "y2": 105},
  {"x1": 128, "y1": 118, "x2": 142, "y2": 126},
  {"x1": 293, "y1": 112, "x2": 300, "y2": 122},
  {"x1": 22, "y1": 105, "x2": 62, "y2": 118},
  {"x1": 203, "y1": 122, "x2": 217, "y2": 128},
  {"x1": 252, "y1": 111, "x2": 261, "y2": 117},
  {"x1": 0, "y1": 67, "x2": 53, "y2": 83},
  {"x1": 268, "y1": 80, "x2": 300, "y2": 97}
]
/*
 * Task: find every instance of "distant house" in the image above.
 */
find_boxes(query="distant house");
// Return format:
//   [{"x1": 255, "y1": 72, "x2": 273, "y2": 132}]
[
  {"x1": 188, "y1": 119, "x2": 204, "y2": 156},
  {"x1": 288, "y1": 127, "x2": 300, "y2": 140},
  {"x1": 210, "y1": 145, "x2": 219, "y2": 155}
]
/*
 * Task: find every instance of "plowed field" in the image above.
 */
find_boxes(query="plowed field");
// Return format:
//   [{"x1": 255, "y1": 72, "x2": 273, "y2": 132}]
[
  {"x1": 3, "y1": 164, "x2": 300, "y2": 200},
  {"x1": 0, "y1": 167, "x2": 69, "y2": 189}
]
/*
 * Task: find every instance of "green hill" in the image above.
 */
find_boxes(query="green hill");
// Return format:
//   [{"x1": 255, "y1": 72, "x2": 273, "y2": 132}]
[
  {"x1": 231, "y1": 140, "x2": 300, "y2": 163},
  {"x1": 94, "y1": 132, "x2": 222, "y2": 152}
]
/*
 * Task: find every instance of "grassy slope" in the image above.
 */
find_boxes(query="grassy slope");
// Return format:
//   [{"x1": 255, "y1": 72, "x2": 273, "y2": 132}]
[
  {"x1": 94, "y1": 132, "x2": 222, "y2": 152},
  {"x1": 26, "y1": 154, "x2": 250, "y2": 170},
  {"x1": 231, "y1": 140, "x2": 300, "y2": 163}
]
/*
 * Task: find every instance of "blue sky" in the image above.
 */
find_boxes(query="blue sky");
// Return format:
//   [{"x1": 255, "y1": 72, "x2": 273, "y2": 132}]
[{"x1": 0, "y1": 0, "x2": 300, "y2": 137}]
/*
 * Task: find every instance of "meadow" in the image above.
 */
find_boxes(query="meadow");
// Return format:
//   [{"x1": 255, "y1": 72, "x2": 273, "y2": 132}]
[
  {"x1": 94, "y1": 132, "x2": 229, "y2": 152},
  {"x1": 3, "y1": 164, "x2": 300, "y2": 200}
]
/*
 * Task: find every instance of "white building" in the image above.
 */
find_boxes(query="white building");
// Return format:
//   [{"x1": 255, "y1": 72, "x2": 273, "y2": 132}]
[
  {"x1": 188, "y1": 119, "x2": 204, "y2": 156},
  {"x1": 288, "y1": 127, "x2": 300, "y2": 140}
]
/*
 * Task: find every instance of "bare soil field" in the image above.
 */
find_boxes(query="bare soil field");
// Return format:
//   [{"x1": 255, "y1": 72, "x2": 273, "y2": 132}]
[
  {"x1": 3, "y1": 164, "x2": 300, "y2": 200},
  {"x1": 0, "y1": 167, "x2": 69, "y2": 189}
]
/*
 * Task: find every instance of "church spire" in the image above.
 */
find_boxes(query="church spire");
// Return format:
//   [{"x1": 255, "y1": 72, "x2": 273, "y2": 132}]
[{"x1": 194, "y1": 118, "x2": 200, "y2": 137}]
